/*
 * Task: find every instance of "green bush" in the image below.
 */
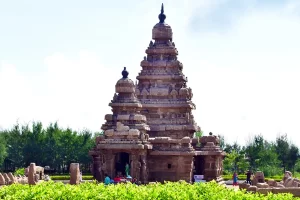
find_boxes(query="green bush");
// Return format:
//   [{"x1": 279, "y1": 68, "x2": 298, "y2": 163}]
[
  {"x1": 50, "y1": 175, "x2": 94, "y2": 180},
  {"x1": 222, "y1": 174, "x2": 283, "y2": 182},
  {"x1": 14, "y1": 168, "x2": 25, "y2": 176},
  {"x1": 0, "y1": 181, "x2": 297, "y2": 199}
]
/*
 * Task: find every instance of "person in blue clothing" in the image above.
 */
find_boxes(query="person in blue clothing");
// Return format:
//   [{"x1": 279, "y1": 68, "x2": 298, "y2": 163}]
[
  {"x1": 232, "y1": 172, "x2": 238, "y2": 186},
  {"x1": 104, "y1": 173, "x2": 111, "y2": 185}
]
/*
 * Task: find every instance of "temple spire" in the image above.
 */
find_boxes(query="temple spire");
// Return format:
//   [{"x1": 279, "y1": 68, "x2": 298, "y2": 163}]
[{"x1": 158, "y1": 3, "x2": 166, "y2": 23}]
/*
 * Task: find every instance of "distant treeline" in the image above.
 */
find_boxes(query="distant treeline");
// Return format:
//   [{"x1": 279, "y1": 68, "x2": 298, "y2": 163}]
[
  {"x1": 0, "y1": 122, "x2": 100, "y2": 173},
  {"x1": 220, "y1": 134, "x2": 300, "y2": 177},
  {"x1": 1, "y1": 122, "x2": 299, "y2": 177}
]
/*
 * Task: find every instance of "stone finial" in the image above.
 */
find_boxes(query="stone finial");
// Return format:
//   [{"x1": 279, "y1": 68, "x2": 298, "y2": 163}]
[
  {"x1": 122, "y1": 67, "x2": 129, "y2": 78},
  {"x1": 149, "y1": 41, "x2": 153, "y2": 47},
  {"x1": 69, "y1": 163, "x2": 80, "y2": 185},
  {"x1": 158, "y1": 3, "x2": 166, "y2": 23}
]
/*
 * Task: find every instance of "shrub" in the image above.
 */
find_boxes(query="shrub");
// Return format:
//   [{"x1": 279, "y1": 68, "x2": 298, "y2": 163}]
[
  {"x1": 14, "y1": 168, "x2": 25, "y2": 176},
  {"x1": 50, "y1": 175, "x2": 94, "y2": 180},
  {"x1": 0, "y1": 181, "x2": 297, "y2": 199}
]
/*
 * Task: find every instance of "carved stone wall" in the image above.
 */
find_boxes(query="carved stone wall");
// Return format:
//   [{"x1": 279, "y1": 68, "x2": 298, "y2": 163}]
[{"x1": 147, "y1": 155, "x2": 193, "y2": 182}]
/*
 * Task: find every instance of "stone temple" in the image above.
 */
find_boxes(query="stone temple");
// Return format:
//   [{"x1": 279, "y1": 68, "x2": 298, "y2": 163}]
[{"x1": 89, "y1": 4, "x2": 225, "y2": 183}]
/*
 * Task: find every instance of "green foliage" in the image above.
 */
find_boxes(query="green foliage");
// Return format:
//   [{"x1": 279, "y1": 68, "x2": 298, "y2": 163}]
[
  {"x1": 50, "y1": 175, "x2": 94, "y2": 180},
  {"x1": 0, "y1": 181, "x2": 297, "y2": 200},
  {"x1": 0, "y1": 133, "x2": 7, "y2": 167},
  {"x1": 0, "y1": 121, "x2": 96, "y2": 172},
  {"x1": 223, "y1": 142, "x2": 249, "y2": 175},
  {"x1": 222, "y1": 174, "x2": 283, "y2": 182},
  {"x1": 194, "y1": 130, "x2": 203, "y2": 147},
  {"x1": 14, "y1": 168, "x2": 25, "y2": 176}
]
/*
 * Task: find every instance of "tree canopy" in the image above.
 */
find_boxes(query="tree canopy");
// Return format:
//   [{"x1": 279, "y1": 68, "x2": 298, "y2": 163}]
[{"x1": 0, "y1": 122, "x2": 96, "y2": 173}]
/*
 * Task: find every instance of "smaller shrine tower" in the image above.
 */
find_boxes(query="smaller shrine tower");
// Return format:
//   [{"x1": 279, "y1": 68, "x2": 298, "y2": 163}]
[{"x1": 89, "y1": 67, "x2": 152, "y2": 183}]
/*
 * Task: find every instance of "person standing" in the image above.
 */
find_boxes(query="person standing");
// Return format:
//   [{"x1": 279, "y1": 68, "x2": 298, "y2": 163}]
[
  {"x1": 125, "y1": 163, "x2": 130, "y2": 177},
  {"x1": 246, "y1": 170, "x2": 252, "y2": 185},
  {"x1": 104, "y1": 173, "x2": 111, "y2": 185},
  {"x1": 232, "y1": 172, "x2": 238, "y2": 186}
]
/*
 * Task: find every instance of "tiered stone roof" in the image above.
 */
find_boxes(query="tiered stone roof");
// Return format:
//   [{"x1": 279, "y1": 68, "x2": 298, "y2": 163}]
[
  {"x1": 98, "y1": 67, "x2": 152, "y2": 150},
  {"x1": 135, "y1": 4, "x2": 199, "y2": 139}
]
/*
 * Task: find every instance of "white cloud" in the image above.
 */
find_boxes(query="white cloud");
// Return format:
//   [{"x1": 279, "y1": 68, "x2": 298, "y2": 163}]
[
  {"x1": 0, "y1": 1, "x2": 300, "y2": 147},
  {"x1": 0, "y1": 62, "x2": 35, "y2": 126},
  {"x1": 41, "y1": 51, "x2": 118, "y2": 131},
  {"x1": 182, "y1": 4, "x2": 300, "y2": 146},
  {"x1": 0, "y1": 52, "x2": 119, "y2": 132}
]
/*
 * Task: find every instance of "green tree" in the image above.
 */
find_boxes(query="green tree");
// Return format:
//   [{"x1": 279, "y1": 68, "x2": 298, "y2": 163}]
[
  {"x1": 0, "y1": 132, "x2": 7, "y2": 168},
  {"x1": 287, "y1": 144, "x2": 299, "y2": 173},
  {"x1": 275, "y1": 134, "x2": 290, "y2": 173}
]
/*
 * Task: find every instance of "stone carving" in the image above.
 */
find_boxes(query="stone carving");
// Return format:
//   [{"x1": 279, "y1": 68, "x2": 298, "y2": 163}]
[
  {"x1": 252, "y1": 171, "x2": 265, "y2": 185},
  {"x1": 3, "y1": 173, "x2": 11, "y2": 185},
  {"x1": 283, "y1": 171, "x2": 300, "y2": 187},
  {"x1": 240, "y1": 171, "x2": 300, "y2": 197},
  {"x1": 0, "y1": 173, "x2": 6, "y2": 185},
  {"x1": 116, "y1": 122, "x2": 130, "y2": 131},
  {"x1": 8, "y1": 172, "x2": 16, "y2": 184},
  {"x1": 141, "y1": 155, "x2": 148, "y2": 183},
  {"x1": 69, "y1": 163, "x2": 80, "y2": 185}
]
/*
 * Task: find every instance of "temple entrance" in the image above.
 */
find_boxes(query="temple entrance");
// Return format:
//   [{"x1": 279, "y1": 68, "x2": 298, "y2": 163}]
[
  {"x1": 193, "y1": 156, "x2": 205, "y2": 182},
  {"x1": 115, "y1": 152, "x2": 129, "y2": 176}
]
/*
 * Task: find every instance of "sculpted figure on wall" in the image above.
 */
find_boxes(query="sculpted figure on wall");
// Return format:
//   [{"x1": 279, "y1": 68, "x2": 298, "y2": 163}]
[{"x1": 140, "y1": 155, "x2": 148, "y2": 183}]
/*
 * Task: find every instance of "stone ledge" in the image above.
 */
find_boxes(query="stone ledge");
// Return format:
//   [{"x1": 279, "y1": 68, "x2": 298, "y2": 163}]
[
  {"x1": 97, "y1": 144, "x2": 146, "y2": 149},
  {"x1": 149, "y1": 151, "x2": 195, "y2": 156}
]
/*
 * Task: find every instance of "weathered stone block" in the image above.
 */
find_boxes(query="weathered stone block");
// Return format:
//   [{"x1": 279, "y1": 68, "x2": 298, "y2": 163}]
[
  {"x1": 267, "y1": 179, "x2": 277, "y2": 187},
  {"x1": 28, "y1": 163, "x2": 37, "y2": 185},
  {"x1": 8, "y1": 173, "x2": 16, "y2": 184},
  {"x1": 181, "y1": 137, "x2": 191, "y2": 143},
  {"x1": 69, "y1": 163, "x2": 80, "y2": 185},
  {"x1": 247, "y1": 186, "x2": 258, "y2": 192},
  {"x1": 0, "y1": 173, "x2": 6, "y2": 185},
  {"x1": 117, "y1": 114, "x2": 130, "y2": 120},
  {"x1": 105, "y1": 129, "x2": 114, "y2": 136},
  {"x1": 257, "y1": 188, "x2": 272, "y2": 195},
  {"x1": 128, "y1": 129, "x2": 140, "y2": 136},
  {"x1": 257, "y1": 182, "x2": 269, "y2": 188},
  {"x1": 239, "y1": 182, "x2": 250, "y2": 190}
]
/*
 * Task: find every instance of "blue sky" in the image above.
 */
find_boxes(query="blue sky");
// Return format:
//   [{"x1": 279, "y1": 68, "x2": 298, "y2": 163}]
[{"x1": 0, "y1": 0, "x2": 300, "y2": 146}]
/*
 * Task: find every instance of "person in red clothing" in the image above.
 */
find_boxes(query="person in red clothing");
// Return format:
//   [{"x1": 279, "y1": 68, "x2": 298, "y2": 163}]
[{"x1": 113, "y1": 175, "x2": 121, "y2": 184}]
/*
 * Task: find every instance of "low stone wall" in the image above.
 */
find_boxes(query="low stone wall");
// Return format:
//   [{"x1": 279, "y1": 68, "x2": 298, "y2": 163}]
[{"x1": 239, "y1": 182, "x2": 300, "y2": 197}]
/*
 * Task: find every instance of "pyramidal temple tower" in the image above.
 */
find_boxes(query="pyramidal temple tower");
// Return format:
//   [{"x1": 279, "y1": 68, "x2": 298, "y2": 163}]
[
  {"x1": 136, "y1": 4, "x2": 198, "y2": 139},
  {"x1": 90, "y1": 4, "x2": 225, "y2": 184}
]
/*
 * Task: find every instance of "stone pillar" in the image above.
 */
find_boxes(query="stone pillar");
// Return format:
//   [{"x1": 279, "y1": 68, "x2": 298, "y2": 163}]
[
  {"x1": 93, "y1": 156, "x2": 103, "y2": 182},
  {"x1": 0, "y1": 173, "x2": 6, "y2": 185},
  {"x1": 69, "y1": 163, "x2": 80, "y2": 185},
  {"x1": 204, "y1": 156, "x2": 218, "y2": 181},
  {"x1": 28, "y1": 163, "x2": 37, "y2": 185},
  {"x1": 105, "y1": 152, "x2": 115, "y2": 178},
  {"x1": 140, "y1": 154, "x2": 148, "y2": 183},
  {"x1": 130, "y1": 153, "x2": 141, "y2": 181}
]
